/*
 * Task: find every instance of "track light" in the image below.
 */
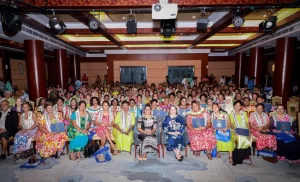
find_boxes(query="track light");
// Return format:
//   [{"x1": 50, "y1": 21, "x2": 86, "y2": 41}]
[
  {"x1": 259, "y1": 16, "x2": 277, "y2": 34},
  {"x1": 160, "y1": 19, "x2": 175, "y2": 38},
  {"x1": 126, "y1": 11, "x2": 137, "y2": 34},
  {"x1": 197, "y1": 9, "x2": 208, "y2": 32},
  {"x1": 0, "y1": 3, "x2": 22, "y2": 37},
  {"x1": 88, "y1": 18, "x2": 100, "y2": 32},
  {"x1": 49, "y1": 13, "x2": 66, "y2": 35},
  {"x1": 232, "y1": 10, "x2": 244, "y2": 28}
]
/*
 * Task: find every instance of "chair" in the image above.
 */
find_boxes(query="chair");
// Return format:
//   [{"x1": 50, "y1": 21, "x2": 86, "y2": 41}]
[
  {"x1": 287, "y1": 101, "x2": 299, "y2": 121},
  {"x1": 289, "y1": 96, "x2": 300, "y2": 102},
  {"x1": 271, "y1": 96, "x2": 282, "y2": 107}
]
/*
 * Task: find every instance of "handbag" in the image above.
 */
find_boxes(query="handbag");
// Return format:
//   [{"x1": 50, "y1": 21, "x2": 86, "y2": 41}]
[
  {"x1": 215, "y1": 130, "x2": 231, "y2": 142},
  {"x1": 19, "y1": 148, "x2": 34, "y2": 160},
  {"x1": 84, "y1": 141, "x2": 99, "y2": 158}
]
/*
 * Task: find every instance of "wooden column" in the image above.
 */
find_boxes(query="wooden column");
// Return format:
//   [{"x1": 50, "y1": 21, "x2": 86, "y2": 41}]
[
  {"x1": 249, "y1": 47, "x2": 264, "y2": 86},
  {"x1": 54, "y1": 49, "x2": 68, "y2": 90}
]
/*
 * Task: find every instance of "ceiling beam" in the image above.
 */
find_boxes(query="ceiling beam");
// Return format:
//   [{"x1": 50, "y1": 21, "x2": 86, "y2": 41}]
[
  {"x1": 69, "y1": 12, "x2": 124, "y2": 49},
  {"x1": 64, "y1": 27, "x2": 259, "y2": 35},
  {"x1": 21, "y1": 0, "x2": 294, "y2": 8}
]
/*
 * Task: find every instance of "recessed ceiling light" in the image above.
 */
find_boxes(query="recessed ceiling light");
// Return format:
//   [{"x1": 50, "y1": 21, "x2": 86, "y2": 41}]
[
  {"x1": 48, "y1": 45, "x2": 51, "y2": 47},
  {"x1": 263, "y1": 14, "x2": 267, "y2": 17},
  {"x1": 192, "y1": 16, "x2": 196, "y2": 19},
  {"x1": 156, "y1": 34, "x2": 159, "y2": 35},
  {"x1": 239, "y1": 33, "x2": 242, "y2": 35},
  {"x1": 180, "y1": 33, "x2": 183, "y2": 35},
  {"x1": 122, "y1": 17, "x2": 125, "y2": 20},
  {"x1": 75, "y1": 34, "x2": 78, "y2": 36}
]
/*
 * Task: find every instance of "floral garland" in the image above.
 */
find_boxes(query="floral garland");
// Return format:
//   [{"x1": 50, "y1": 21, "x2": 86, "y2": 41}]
[
  {"x1": 253, "y1": 112, "x2": 267, "y2": 127},
  {"x1": 21, "y1": 111, "x2": 34, "y2": 129},
  {"x1": 75, "y1": 110, "x2": 89, "y2": 129}
]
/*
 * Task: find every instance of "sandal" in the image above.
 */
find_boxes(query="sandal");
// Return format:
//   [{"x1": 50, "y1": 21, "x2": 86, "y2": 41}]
[
  {"x1": 229, "y1": 157, "x2": 233, "y2": 164},
  {"x1": 112, "y1": 149, "x2": 120, "y2": 156},
  {"x1": 207, "y1": 153, "x2": 213, "y2": 160},
  {"x1": 138, "y1": 156, "x2": 144, "y2": 161},
  {"x1": 69, "y1": 153, "x2": 76, "y2": 161},
  {"x1": 217, "y1": 153, "x2": 221, "y2": 159}
]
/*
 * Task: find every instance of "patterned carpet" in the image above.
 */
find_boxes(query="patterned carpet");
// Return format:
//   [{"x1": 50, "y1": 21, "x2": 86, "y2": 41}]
[{"x1": 0, "y1": 147, "x2": 300, "y2": 182}]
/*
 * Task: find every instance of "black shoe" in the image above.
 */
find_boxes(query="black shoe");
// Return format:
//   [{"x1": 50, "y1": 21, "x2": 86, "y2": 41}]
[{"x1": 0, "y1": 154, "x2": 6, "y2": 160}]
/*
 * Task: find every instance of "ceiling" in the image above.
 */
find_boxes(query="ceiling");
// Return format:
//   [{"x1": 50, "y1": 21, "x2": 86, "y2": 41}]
[{"x1": 0, "y1": 0, "x2": 300, "y2": 56}]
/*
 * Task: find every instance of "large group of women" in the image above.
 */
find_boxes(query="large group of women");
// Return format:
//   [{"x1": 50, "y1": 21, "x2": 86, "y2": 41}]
[{"x1": 6, "y1": 81, "x2": 300, "y2": 165}]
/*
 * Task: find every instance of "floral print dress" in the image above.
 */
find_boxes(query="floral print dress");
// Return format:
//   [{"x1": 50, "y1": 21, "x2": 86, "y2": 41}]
[
  {"x1": 163, "y1": 115, "x2": 186, "y2": 151},
  {"x1": 187, "y1": 111, "x2": 217, "y2": 151}
]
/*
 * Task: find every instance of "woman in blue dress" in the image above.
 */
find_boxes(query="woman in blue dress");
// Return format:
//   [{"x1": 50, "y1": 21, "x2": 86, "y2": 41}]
[
  {"x1": 162, "y1": 105, "x2": 186, "y2": 161},
  {"x1": 68, "y1": 101, "x2": 90, "y2": 161}
]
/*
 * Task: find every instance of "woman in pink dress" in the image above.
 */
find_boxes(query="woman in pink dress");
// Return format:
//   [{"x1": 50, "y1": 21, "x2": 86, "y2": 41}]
[
  {"x1": 186, "y1": 101, "x2": 217, "y2": 160},
  {"x1": 95, "y1": 101, "x2": 119, "y2": 155},
  {"x1": 249, "y1": 103, "x2": 277, "y2": 151}
]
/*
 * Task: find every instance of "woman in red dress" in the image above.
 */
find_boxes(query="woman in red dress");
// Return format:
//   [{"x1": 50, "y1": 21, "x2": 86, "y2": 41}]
[
  {"x1": 249, "y1": 103, "x2": 277, "y2": 151},
  {"x1": 95, "y1": 101, "x2": 119, "y2": 155},
  {"x1": 186, "y1": 101, "x2": 217, "y2": 160}
]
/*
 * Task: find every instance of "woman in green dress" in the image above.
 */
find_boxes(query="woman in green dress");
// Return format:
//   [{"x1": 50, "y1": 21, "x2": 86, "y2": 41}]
[
  {"x1": 229, "y1": 100, "x2": 252, "y2": 165},
  {"x1": 113, "y1": 101, "x2": 135, "y2": 153},
  {"x1": 68, "y1": 101, "x2": 90, "y2": 161},
  {"x1": 211, "y1": 103, "x2": 235, "y2": 164}
]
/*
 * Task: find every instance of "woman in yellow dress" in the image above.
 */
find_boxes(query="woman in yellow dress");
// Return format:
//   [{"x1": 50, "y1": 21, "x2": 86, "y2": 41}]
[
  {"x1": 229, "y1": 100, "x2": 252, "y2": 165},
  {"x1": 113, "y1": 101, "x2": 135, "y2": 153}
]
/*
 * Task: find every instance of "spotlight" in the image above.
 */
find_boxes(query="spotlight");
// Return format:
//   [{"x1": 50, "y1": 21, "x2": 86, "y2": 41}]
[
  {"x1": 88, "y1": 18, "x2": 100, "y2": 32},
  {"x1": 0, "y1": 3, "x2": 22, "y2": 37},
  {"x1": 232, "y1": 11, "x2": 244, "y2": 28},
  {"x1": 126, "y1": 13, "x2": 137, "y2": 34},
  {"x1": 259, "y1": 16, "x2": 277, "y2": 34},
  {"x1": 197, "y1": 9, "x2": 208, "y2": 32},
  {"x1": 160, "y1": 19, "x2": 175, "y2": 38},
  {"x1": 49, "y1": 14, "x2": 66, "y2": 35}
]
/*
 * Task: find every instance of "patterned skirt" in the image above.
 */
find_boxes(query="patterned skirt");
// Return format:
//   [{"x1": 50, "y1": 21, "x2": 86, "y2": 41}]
[
  {"x1": 188, "y1": 128, "x2": 217, "y2": 151},
  {"x1": 251, "y1": 130, "x2": 277, "y2": 150},
  {"x1": 138, "y1": 134, "x2": 158, "y2": 155},
  {"x1": 35, "y1": 131, "x2": 67, "y2": 158},
  {"x1": 14, "y1": 128, "x2": 37, "y2": 154}
]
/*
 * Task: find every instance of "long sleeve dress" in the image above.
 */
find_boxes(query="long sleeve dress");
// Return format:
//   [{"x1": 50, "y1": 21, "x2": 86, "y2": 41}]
[{"x1": 162, "y1": 115, "x2": 186, "y2": 151}]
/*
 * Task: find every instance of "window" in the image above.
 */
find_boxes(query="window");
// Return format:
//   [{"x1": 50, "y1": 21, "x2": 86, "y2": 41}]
[
  {"x1": 168, "y1": 66, "x2": 194, "y2": 84},
  {"x1": 120, "y1": 66, "x2": 146, "y2": 84}
]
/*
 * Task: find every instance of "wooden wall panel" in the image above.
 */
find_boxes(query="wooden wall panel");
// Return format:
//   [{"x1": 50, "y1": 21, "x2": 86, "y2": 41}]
[
  {"x1": 10, "y1": 59, "x2": 27, "y2": 89},
  {"x1": 208, "y1": 61, "x2": 235, "y2": 81},
  {"x1": 80, "y1": 62, "x2": 107, "y2": 85}
]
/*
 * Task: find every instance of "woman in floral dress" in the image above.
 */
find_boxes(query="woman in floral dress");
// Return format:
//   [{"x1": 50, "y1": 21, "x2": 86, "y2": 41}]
[
  {"x1": 14, "y1": 103, "x2": 37, "y2": 154},
  {"x1": 249, "y1": 103, "x2": 277, "y2": 151},
  {"x1": 137, "y1": 104, "x2": 158, "y2": 160},
  {"x1": 110, "y1": 98, "x2": 121, "y2": 117},
  {"x1": 35, "y1": 104, "x2": 67, "y2": 158},
  {"x1": 186, "y1": 101, "x2": 217, "y2": 160},
  {"x1": 162, "y1": 105, "x2": 186, "y2": 161},
  {"x1": 95, "y1": 101, "x2": 118, "y2": 154},
  {"x1": 68, "y1": 101, "x2": 90, "y2": 160}
]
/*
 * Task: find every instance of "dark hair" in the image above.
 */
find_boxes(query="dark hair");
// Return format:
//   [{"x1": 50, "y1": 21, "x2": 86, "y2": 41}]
[
  {"x1": 129, "y1": 99, "x2": 135, "y2": 103},
  {"x1": 200, "y1": 94, "x2": 207, "y2": 99},
  {"x1": 69, "y1": 98, "x2": 78, "y2": 110},
  {"x1": 179, "y1": 97, "x2": 187, "y2": 106},
  {"x1": 191, "y1": 100, "x2": 199, "y2": 106},
  {"x1": 38, "y1": 98, "x2": 46, "y2": 107},
  {"x1": 233, "y1": 100, "x2": 244, "y2": 106},
  {"x1": 256, "y1": 103, "x2": 265, "y2": 109},
  {"x1": 243, "y1": 97, "x2": 250, "y2": 102},
  {"x1": 78, "y1": 101, "x2": 87, "y2": 107},
  {"x1": 122, "y1": 100, "x2": 130, "y2": 106},
  {"x1": 111, "y1": 98, "x2": 119, "y2": 106},
  {"x1": 137, "y1": 94, "x2": 143, "y2": 99},
  {"x1": 90, "y1": 97, "x2": 100, "y2": 106},
  {"x1": 144, "y1": 104, "x2": 151, "y2": 110},
  {"x1": 102, "y1": 100, "x2": 110, "y2": 107},
  {"x1": 150, "y1": 99, "x2": 158, "y2": 104},
  {"x1": 169, "y1": 93, "x2": 175, "y2": 97},
  {"x1": 57, "y1": 97, "x2": 65, "y2": 103}
]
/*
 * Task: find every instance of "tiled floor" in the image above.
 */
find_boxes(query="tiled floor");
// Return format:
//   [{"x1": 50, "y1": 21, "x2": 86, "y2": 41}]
[{"x1": 1, "y1": 148, "x2": 300, "y2": 182}]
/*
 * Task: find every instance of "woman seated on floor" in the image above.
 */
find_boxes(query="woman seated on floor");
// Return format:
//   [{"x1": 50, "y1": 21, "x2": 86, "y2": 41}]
[
  {"x1": 162, "y1": 105, "x2": 186, "y2": 162},
  {"x1": 211, "y1": 103, "x2": 235, "y2": 164},
  {"x1": 67, "y1": 101, "x2": 90, "y2": 160},
  {"x1": 35, "y1": 103, "x2": 67, "y2": 158},
  {"x1": 14, "y1": 102, "x2": 38, "y2": 155},
  {"x1": 113, "y1": 101, "x2": 135, "y2": 153},
  {"x1": 249, "y1": 103, "x2": 277, "y2": 151},
  {"x1": 270, "y1": 104, "x2": 300, "y2": 163},
  {"x1": 186, "y1": 101, "x2": 217, "y2": 160},
  {"x1": 229, "y1": 100, "x2": 252, "y2": 165},
  {"x1": 137, "y1": 104, "x2": 158, "y2": 160},
  {"x1": 95, "y1": 101, "x2": 118, "y2": 155}
]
